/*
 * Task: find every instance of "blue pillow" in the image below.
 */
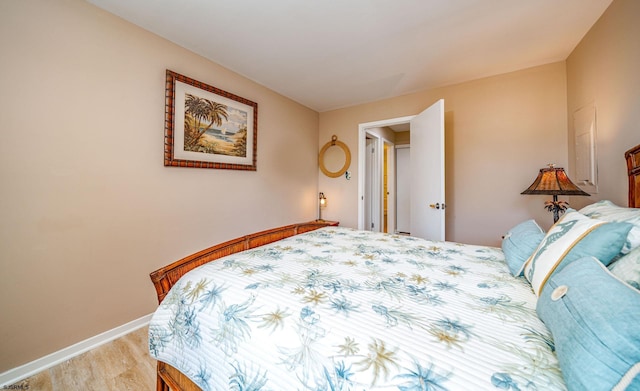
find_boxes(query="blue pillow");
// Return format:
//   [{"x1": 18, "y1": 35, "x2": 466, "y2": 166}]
[
  {"x1": 536, "y1": 256, "x2": 640, "y2": 390},
  {"x1": 524, "y1": 210, "x2": 632, "y2": 295},
  {"x1": 501, "y1": 220, "x2": 545, "y2": 276}
]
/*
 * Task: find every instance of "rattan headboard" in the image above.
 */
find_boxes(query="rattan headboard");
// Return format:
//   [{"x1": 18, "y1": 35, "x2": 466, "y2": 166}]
[{"x1": 626, "y1": 144, "x2": 640, "y2": 208}]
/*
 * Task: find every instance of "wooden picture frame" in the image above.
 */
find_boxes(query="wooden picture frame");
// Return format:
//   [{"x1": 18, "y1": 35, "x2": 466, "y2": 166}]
[{"x1": 164, "y1": 70, "x2": 258, "y2": 170}]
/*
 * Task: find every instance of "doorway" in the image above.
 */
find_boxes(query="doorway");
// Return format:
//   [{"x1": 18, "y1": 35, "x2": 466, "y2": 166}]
[
  {"x1": 358, "y1": 116, "x2": 413, "y2": 234},
  {"x1": 358, "y1": 99, "x2": 445, "y2": 240}
]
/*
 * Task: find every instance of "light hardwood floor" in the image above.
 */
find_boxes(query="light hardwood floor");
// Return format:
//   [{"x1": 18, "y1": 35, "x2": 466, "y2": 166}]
[{"x1": 10, "y1": 326, "x2": 156, "y2": 391}]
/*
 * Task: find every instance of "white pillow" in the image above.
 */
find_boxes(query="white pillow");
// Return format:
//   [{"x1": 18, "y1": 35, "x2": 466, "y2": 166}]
[{"x1": 609, "y1": 245, "x2": 640, "y2": 290}]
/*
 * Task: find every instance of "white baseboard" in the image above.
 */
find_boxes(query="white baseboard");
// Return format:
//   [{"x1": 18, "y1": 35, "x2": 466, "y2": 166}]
[{"x1": 0, "y1": 313, "x2": 153, "y2": 387}]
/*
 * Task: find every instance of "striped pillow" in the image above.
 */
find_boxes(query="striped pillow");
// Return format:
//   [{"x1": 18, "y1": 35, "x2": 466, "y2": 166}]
[{"x1": 609, "y1": 245, "x2": 640, "y2": 290}]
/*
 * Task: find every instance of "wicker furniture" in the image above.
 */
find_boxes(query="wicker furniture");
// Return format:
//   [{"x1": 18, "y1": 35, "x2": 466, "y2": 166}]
[
  {"x1": 626, "y1": 144, "x2": 640, "y2": 208},
  {"x1": 150, "y1": 220, "x2": 338, "y2": 391}
]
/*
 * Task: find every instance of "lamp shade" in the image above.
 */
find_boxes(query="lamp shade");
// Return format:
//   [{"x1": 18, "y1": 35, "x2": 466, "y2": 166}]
[{"x1": 521, "y1": 166, "x2": 590, "y2": 196}]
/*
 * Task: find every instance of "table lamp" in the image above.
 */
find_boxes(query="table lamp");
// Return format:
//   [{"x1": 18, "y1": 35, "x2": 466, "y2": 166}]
[{"x1": 521, "y1": 164, "x2": 590, "y2": 223}]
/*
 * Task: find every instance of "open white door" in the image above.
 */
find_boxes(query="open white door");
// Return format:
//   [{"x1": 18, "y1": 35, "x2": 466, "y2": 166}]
[{"x1": 410, "y1": 99, "x2": 445, "y2": 241}]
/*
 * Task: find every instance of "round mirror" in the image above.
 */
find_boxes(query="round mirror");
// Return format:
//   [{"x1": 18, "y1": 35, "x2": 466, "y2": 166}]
[{"x1": 319, "y1": 135, "x2": 351, "y2": 178}]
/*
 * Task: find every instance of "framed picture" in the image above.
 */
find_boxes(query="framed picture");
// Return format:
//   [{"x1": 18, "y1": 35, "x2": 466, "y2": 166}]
[{"x1": 164, "y1": 70, "x2": 258, "y2": 170}]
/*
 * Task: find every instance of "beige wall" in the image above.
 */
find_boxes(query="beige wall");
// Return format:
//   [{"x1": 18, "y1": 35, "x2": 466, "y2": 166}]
[
  {"x1": 395, "y1": 131, "x2": 410, "y2": 146},
  {"x1": 566, "y1": 0, "x2": 640, "y2": 209},
  {"x1": 319, "y1": 62, "x2": 569, "y2": 244},
  {"x1": 0, "y1": 1, "x2": 318, "y2": 371}
]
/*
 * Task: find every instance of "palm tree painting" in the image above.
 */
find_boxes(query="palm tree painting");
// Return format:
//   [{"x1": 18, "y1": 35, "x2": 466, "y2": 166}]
[{"x1": 183, "y1": 93, "x2": 248, "y2": 157}]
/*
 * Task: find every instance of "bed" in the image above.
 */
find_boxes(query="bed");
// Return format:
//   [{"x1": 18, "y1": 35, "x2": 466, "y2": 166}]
[{"x1": 149, "y1": 144, "x2": 640, "y2": 391}]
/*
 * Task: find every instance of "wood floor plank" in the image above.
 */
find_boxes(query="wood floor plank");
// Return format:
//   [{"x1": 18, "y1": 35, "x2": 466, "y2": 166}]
[
  {"x1": 50, "y1": 354, "x2": 110, "y2": 390},
  {"x1": 9, "y1": 325, "x2": 156, "y2": 390},
  {"x1": 109, "y1": 361, "x2": 156, "y2": 391}
]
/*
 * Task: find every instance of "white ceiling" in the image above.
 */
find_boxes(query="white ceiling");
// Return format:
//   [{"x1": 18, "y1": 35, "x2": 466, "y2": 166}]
[{"x1": 87, "y1": 0, "x2": 613, "y2": 112}]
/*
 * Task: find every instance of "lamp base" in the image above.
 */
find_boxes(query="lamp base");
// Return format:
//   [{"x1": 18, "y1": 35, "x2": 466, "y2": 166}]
[{"x1": 544, "y1": 195, "x2": 569, "y2": 223}]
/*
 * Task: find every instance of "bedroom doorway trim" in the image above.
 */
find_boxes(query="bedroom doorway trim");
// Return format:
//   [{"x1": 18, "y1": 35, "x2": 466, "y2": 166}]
[{"x1": 358, "y1": 99, "x2": 445, "y2": 241}]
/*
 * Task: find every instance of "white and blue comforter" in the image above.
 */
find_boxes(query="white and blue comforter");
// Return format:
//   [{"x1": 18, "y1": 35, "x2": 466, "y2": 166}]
[{"x1": 149, "y1": 227, "x2": 565, "y2": 390}]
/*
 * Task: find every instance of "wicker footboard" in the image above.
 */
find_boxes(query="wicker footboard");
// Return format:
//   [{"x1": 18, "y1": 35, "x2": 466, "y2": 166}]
[
  {"x1": 150, "y1": 220, "x2": 339, "y2": 390},
  {"x1": 156, "y1": 362, "x2": 201, "y2": 391}
]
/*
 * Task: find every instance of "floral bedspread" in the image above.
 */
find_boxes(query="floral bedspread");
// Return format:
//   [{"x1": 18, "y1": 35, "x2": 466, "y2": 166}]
[{"x1": 149, "y1": 227, "x2": 565, "y2": 390}]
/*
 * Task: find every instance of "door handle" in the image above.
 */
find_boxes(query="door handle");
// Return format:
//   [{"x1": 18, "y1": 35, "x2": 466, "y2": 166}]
[{"x1": 429, "y1": 202, "x2": 446, "y2": 210}]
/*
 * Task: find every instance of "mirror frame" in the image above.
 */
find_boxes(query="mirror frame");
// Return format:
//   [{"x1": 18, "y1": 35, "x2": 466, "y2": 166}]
[{"x1": 319, "y1": 135, "x2": 351, "y2": 178}]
